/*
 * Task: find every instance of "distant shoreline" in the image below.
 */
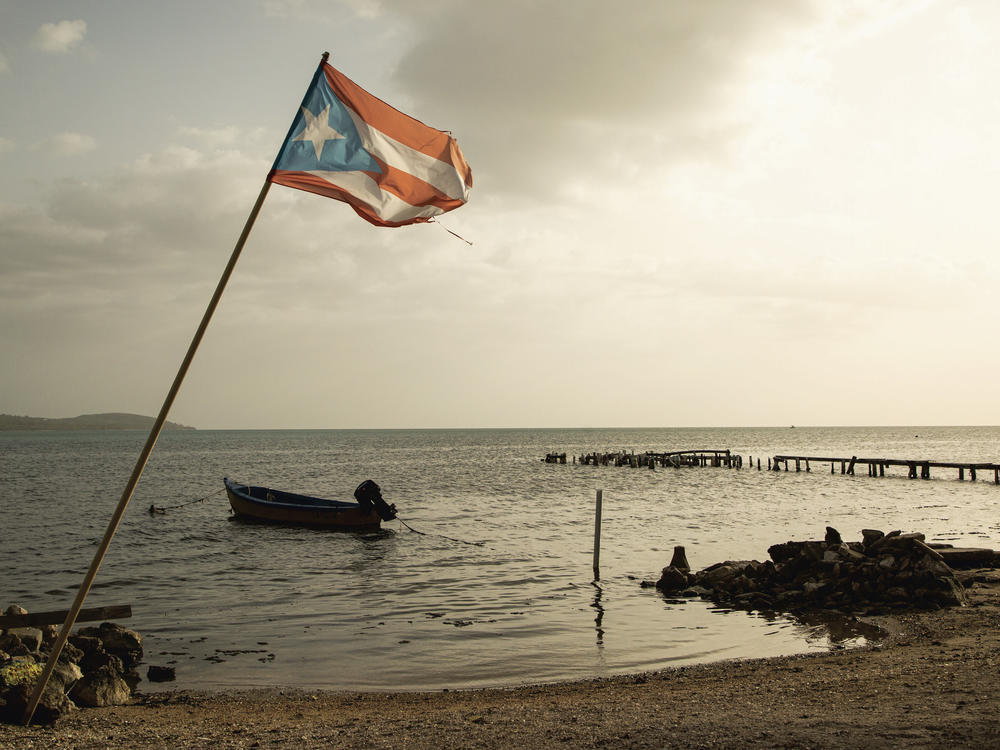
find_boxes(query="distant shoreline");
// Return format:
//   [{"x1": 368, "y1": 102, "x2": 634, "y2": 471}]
[{"x1": 0, "y1": 412, "x2": 195, "y2": 431}]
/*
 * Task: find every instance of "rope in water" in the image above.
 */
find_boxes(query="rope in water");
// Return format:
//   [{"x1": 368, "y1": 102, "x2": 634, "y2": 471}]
[
  {"x1": 396, "y1": 517, "x2": 485, "y2": 547},
  {"x1": 148, "y1": 487, "x2": 226, "y2": 515}
]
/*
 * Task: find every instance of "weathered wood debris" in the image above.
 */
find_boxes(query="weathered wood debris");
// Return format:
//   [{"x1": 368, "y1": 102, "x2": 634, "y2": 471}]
[
  {"x1": 644, "y1": 529, "x2": 1000, "y2": 615},
  {"x1": 0, "y1": 605, "x2": 172, "y2": 725},
  {"x1": 549, "y1": 449, "x2": 743, "y2": 469}
]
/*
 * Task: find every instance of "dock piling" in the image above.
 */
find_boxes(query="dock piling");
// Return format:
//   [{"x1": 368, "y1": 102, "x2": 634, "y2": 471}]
[
  {"x1": 592, "y1": 489, "x2": 603, "y2": 580},
  {"x1": 768, "y1": 454, "x2": 1000, "y2": 486}
]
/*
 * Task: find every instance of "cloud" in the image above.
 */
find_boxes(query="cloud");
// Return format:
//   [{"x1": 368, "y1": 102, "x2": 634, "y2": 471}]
[
  {"x1": 0, "y1": 137, "x2": 14, "y2": 155},
  {"x1": 5, "y1": 0, "x2": 997, "y2": 427},
  {"x1": 31, "y1": 19, "x2": 87, "y2": 54},
  {"x1": 383, "y1": 0, "x2": 816, "y2": 195},
  {"x1": 0, "y1": 129, "x2": 503, "y2": 424},
  {"x1": 0, "y1": 134, "x2": 382, "y2": 326},
  {"x1": 825, "y1": 0, "x2": 940, "y2": 46},
  {"x1": 176, "y1": 125, "x2": 242, "y2": 147},
  {"x1": 175, "y1": 125, "x2": 273, "y2": 151},
  {"x1": 0, "y1": 49, "x2": 9, "y2": 74},
  {"x1": 31, "y1": 132, "x2": 97, "y2": 156},
  {"x1": 262, "y1": 0, "x2": 382, "y2": 19}
]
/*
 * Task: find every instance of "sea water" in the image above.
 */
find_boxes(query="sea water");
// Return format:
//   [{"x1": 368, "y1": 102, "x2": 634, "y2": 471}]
[{"x1": 2, "y1": 426, "x2": 998, "y2": 691}]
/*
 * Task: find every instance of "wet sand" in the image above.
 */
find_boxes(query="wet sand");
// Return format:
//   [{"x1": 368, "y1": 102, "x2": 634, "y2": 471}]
[{"x1": 4, "y1": 573, "x2": 1000, "y2": 749}]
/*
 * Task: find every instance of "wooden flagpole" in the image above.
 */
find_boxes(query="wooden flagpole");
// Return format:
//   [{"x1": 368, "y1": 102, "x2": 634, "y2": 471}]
[{"x1": 23, "y1": 179, "x2": 273, "y2": 725}]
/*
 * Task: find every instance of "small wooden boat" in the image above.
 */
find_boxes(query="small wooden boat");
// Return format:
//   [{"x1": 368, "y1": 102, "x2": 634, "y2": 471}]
[{"x1": 224, "y1": 477, "x2": 397, "y2": 530}]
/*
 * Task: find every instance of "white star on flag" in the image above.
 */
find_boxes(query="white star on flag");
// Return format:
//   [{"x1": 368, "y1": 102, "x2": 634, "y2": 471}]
[{"x1": 293, "y1": 104, "x2": 344, "y2": 160}]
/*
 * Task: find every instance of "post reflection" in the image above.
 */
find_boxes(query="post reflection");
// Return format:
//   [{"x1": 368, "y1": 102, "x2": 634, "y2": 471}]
[{"x1": 590, "y1": 580, "x2": 605, "y2": 646}]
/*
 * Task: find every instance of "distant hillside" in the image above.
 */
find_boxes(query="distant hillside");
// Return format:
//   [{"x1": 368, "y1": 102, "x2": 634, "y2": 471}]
[{"x1": 0, "y1": 413, "x2": 195, "y2": 431}]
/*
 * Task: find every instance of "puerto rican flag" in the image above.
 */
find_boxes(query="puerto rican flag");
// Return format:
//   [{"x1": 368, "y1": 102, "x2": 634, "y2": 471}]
[{"x1": 268, "y1": 61, "x2": 472, "y2": 227}]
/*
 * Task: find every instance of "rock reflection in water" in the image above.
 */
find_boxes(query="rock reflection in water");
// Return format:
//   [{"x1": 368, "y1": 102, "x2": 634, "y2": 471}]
[{"x1": 705, "y1": 605, "x2": 886, "y2": 649}]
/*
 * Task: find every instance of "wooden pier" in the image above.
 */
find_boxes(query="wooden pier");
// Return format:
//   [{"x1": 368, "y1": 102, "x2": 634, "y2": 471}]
[
  {"x1": 555, "y1": 449, "x2": 743, "y2": 469},
  {"x1": 770, "y1": 454, "x2": 1000, "y2": 484},
  {"x1": 544, "y1": 447, "x2": 1000, "y2": 485}
]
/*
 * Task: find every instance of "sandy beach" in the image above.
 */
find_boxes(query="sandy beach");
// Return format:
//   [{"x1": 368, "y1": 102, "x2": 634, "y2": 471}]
[{"x1": 3, "y1": 572, "x2": 999, "y2": 749}]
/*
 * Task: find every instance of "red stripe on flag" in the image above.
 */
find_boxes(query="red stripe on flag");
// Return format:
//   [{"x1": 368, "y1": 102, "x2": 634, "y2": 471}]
[
  {"x1": 324, "y1": 65, "x2": 473, "y2": 190},
  {"x1": 367, "y1": 155, "x2": 468, "y2": 214}
]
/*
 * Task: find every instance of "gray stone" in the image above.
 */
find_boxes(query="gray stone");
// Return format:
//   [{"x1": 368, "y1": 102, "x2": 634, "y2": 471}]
[
  {"x1": 0, "y1": 681, "x2": 76, "y2": 726},
  {"x1": 861, "y1": 529, "x2": 885, "y2": 547},
  {"x1": 915, "y1": 554, "x2": 952, "y2": 576},
  {"x1": 802, "y1": 542, "x2": 825, "y2": 562},
  {"x1": 697, "y1": 562, "x2": 749, "y2": 588},
  {"x1": 7, "y1": 627, "x2": 43, "y2": 652},
  {"x1": 937, "y1": 576, "x2": 968, "y2": 606},
  {"x1": 3, "y1": 605, "x2": 27, "y2": 617},
  {"x1": 95, "y1": 622, "x2": 142, "y2": 653},
  {"x1": 92, "y1": 622, "x2": 143, "y2": 670},
  {"x1": 0, "y1": 634, "x2": 30, "y2": 657},
  {"x1": 656, "y1": 565, "x2": 689, "y2": 593},
  {"x1": 69, "y1": 664, "x2": 132, "y2": 707},
  {"x1": 767, "y1": 542, "x2": 800, "y2": 563},
  {"x1": 60, "y1": 640, "x2": 84, "y2": 665},
  {"x1": 74, "y1": 624, "x2": 140, "y2": 671},
  {"x1": 80, "y1": 648, "x2": 123, "y2": 676},
  {"x1": 50, "y1": 660, "x2": 83, "y2": 693},
  {"x1": 68, "y1": 634, "x2": 101, "y2": 658}
]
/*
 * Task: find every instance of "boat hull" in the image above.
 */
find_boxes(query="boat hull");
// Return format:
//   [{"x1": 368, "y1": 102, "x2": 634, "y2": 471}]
[{"x1": 224, "y1": 478, "x2": 383, "y2": 530}]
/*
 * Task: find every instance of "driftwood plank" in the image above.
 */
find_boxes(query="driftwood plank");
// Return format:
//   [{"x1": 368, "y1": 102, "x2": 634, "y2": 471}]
[{"x1": 0, "y1": 604, "x2": 131, "y2": 628}]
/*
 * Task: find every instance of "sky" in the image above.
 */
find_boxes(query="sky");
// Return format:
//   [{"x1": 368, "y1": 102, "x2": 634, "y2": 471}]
[{"x1": 1, "y1": 0, "x2": 998, "y2": 430}]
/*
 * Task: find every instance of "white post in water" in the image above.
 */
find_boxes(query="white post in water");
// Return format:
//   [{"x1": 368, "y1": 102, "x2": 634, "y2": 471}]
[{"x1": 593, "y1": 489, "x2": 603, "y2": 579}]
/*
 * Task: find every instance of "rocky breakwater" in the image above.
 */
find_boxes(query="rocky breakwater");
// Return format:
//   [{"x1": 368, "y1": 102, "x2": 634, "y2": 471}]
[
  {"x1": 0, "y1": 605, "x2": 145, "y2": 725},
  {"x1": 646, "y1": 528, "x2": 997, "y2": 615}
]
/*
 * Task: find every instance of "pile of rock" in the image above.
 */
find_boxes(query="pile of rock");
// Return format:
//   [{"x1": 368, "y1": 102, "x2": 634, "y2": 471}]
[
  {"x1": 0, "y1": 605, "x2": 144, "y2": 725},
  {"x1": 648, "y1": 528, "x2": 985, "y2": 615}
]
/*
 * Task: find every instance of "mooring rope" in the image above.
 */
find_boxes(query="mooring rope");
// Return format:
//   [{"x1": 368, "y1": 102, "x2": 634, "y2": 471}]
[
  {"x1": 148, "y1": 487, "x2": 226, "y2": 515},
  {"x1": 147, "y1": 488, "x2": 485, "y2": 549},
  {"x1": 396, "y1": 517, "x2": 485, "y2": 547}
]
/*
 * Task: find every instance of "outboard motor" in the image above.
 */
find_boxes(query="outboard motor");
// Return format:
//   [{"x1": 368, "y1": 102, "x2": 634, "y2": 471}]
[{"x1": 354, "y1": 479, "x2": 397, "y2": 521}]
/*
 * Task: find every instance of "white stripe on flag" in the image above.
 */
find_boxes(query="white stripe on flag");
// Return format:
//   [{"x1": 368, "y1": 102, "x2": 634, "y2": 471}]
[
  {"x1": 306, "y1": 170, "x2": 445, "y2": 223},
  {"x1": 345, "y1": 107, "x2": 470, "y2": 202}
]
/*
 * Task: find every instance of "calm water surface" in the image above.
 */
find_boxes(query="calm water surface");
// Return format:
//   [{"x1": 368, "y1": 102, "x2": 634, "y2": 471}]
[{"x1": 2, "y1": 426, "x2": 999, "y2": 691}]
